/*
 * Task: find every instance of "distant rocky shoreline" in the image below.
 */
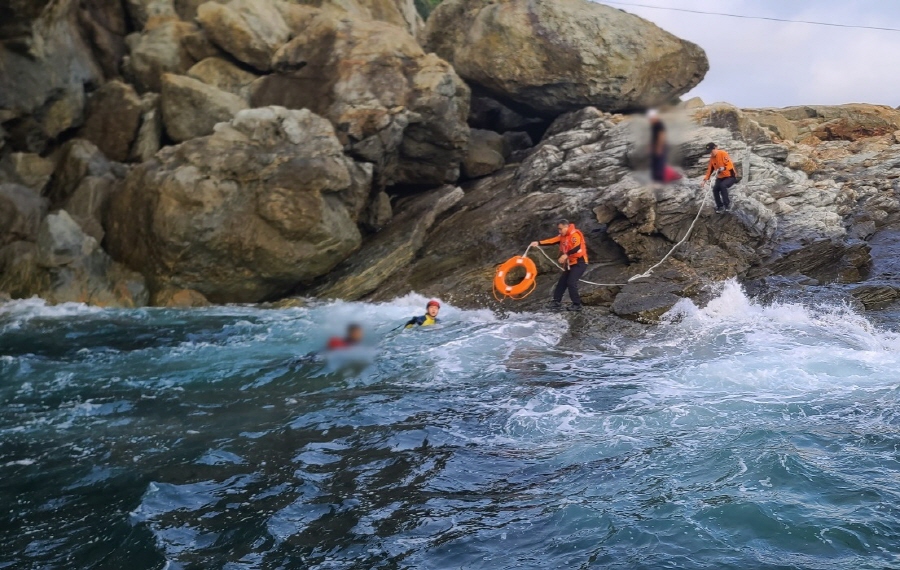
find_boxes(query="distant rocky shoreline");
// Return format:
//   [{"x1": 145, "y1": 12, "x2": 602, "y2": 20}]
[{"x1": 2, "y1": 0, "x2": 899, "y2": 324}]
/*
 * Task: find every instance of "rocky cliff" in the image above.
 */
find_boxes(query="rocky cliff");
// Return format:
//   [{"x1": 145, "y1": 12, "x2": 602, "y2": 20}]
[{"x1": 2, "y1": 0, "x2": 898, "y2": 323}]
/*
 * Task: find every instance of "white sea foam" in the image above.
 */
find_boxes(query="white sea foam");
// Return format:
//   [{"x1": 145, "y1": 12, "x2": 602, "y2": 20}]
[{"x1": 0, "y1": 297, "x2": 105, "y2": 331}]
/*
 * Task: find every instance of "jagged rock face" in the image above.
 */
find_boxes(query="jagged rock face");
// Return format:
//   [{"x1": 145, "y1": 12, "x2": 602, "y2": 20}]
[
  {"x1": 0, "y1": 153, "x2": 55, "y2": 194},
  {"x1": 424, "y1": 0, "x2": 708, "y2": 116},
  {"x1": 0, "y1": 0, "x2": 119, "y2": 153},
  {"x1": 0, "y1": 210, "x2": 148, "y2": 307},
  {"x1": 187, "y1": 57, "x2": 259, "y2": 97},
  {"x1": 256, "y1": 6, "x2": 470, "y2": 187},
  {"x1": 123, "y1": 0, "x2": 178, "y2": 31},
  {"x1": 131, "y1": 93, "x2": 163, "y2": 162},
  {"x1": 365, "y1": 105, "x2": 900, "y2": 318},
  {"x1": 46, "y1": 139, "x2": 115, "y2": 209},
  {"x1": 743, "y1": 104, "x2": 900, "y2": 143},
  {"x1": 104, "y1": 107, "x2": 374, "y2": 303},
  {"x1": 63, "y1": 173, "x2": 119, "y2": 242},
  {"x1": 292, "y1": 0, "x2": 423, "y2": 38},
  {"x1": 160, "y1": 73, "x2": 248, "y2": 142},
  {"x1": 311, "y1": 185, "x2": 464, "y2": 300},
  {"x1": 123, "y1": 20, "x2": 216, "y2": 93},
  {"x1": 196, "y1": 0, "x2": 291, "y2": 72},
  {"x1": 79, "y1": 80, "x2": 144, "y2": 162}
]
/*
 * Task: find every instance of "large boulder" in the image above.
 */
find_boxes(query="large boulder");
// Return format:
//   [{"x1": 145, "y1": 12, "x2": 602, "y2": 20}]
[
  {"x1": 195, "y1": 0, "x2": 290, "y2": 72},
  {"x1": 0, "y1": 211, "x2": 148, "y2": 307},
  {"x1": 362, "y1": 104, "x2": 898, "y2": 318},
  {"x1": 257, "y1": 7, "x2": 470, "y2": 187},
  {"x1": 105, "y1": 106, "x2": 374, "y2": 303},
  {"x1": 424, "y1": 0, "x2": 708, "y2": 115},
  {"x1": 79, "y1": 80, "x2": 145, "y2": 162},
  {"x1": 160, "y1": 73, "x2": 248, "y2": 142}
]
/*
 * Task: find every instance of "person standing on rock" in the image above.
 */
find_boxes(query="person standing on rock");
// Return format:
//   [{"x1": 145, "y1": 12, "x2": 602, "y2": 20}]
[
  {"x1": 704, "y1": 142, "x2": 737, "y2": 213},
  {"x1": 530, "y1": 220, "x2": 589, "y2": 312},
  {"x1": 649, "y1": 110, "x2": 667, "y2": 182}
]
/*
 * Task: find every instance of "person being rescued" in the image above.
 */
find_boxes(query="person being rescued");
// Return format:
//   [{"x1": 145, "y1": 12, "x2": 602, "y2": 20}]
[
  {"x1": 406, "y1": 300, "x2": 441, "y2": 328},
  {"x1": 530, "y1": 219, "x2": 588, "y2": 312},
  {"x1": 704, "y1": 142, "x2": 737, "y2": 213},
  {"x1": 327, "y1": 323, "x2": 364, "y2": 350}
]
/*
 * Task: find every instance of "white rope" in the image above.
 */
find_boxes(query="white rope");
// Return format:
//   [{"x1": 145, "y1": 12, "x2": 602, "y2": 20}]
[
  {"x1": 525, "y1": 244, "x2": 628, "y2": 286},
  {"x1": 626, "y1": 176, "x2": 715, "y2": 282},
  {"x1": 523, "y1": 176, "x2": 717, "y2": 288}
]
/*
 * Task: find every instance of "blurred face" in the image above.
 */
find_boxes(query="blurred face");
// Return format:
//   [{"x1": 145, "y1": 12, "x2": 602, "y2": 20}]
[
  {"x1": 558, "y1": 223, "x2": 569, "y2": 236},
  {"x1": 427, "y1": 305, "x2": 440, "y2": 318},
  {"x1": 347, "y1": 326, "x2": 363, "y2": 343}
]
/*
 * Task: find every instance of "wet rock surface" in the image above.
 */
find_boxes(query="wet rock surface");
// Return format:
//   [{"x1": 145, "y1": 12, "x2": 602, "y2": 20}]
[{"x1": 105, "y1": 107, "x2": 373, "y2": 303}]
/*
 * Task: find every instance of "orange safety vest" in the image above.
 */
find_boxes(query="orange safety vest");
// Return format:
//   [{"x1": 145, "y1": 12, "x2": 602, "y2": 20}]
[
  {"x1": 705, "y1": 149, "x2": 736, "y2": 180},
  {"x1": 539, "y1": 224, "x2": 589, "y2": 265}
]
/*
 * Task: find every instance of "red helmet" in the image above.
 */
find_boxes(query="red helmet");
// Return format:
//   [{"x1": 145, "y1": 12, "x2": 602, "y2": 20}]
[{"x1": 426, "y1": 300, "x2": 441, "y2": 309}]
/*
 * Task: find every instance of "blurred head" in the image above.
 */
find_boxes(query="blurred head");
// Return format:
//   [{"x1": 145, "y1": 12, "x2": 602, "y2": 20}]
[
  {"x1": 426, "y1": 300, "x2": 440, "y2": 318},
  {"x1": 346, "y1": 323, "x2": 363, "y2": 344},
  {"x1": 647, "y1": 109, "x2": 659, "y2": 122},
  {"x1": 705, "y1": 142, "x2": 717, "y2": 155},
  {"x1": 557, "y1": 219, "x2": 570, "y2": 236}
]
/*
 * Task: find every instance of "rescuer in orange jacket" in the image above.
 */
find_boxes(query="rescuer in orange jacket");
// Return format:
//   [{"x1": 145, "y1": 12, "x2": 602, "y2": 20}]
[
  {"x1": 530, "y1": 220, "x2": 588, "y2": 312},
  {"x1": 704, "y1": 142, "x2": 737, "y2": 213}
]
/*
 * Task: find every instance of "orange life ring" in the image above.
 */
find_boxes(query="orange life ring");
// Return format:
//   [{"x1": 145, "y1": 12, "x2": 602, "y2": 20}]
[{"x1": 493, "y1": 256, "x2": 538, "y2": 300}]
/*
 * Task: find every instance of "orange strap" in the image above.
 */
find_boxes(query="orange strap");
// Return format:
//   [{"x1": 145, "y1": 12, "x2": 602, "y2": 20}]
[{"x1": 493, "y1": 256, "x2": 538, "y2": 301}]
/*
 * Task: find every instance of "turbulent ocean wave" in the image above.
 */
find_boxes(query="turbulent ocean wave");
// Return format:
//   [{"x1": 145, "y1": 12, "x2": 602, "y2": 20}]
[{"x1": 2, "y1": 284, "x2": 900, "y2": 569}]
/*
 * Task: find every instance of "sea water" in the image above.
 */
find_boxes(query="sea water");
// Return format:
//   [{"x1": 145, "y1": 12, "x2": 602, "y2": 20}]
[{"x1": 2, "y1": 281, "x2": 900, "y2": 569}]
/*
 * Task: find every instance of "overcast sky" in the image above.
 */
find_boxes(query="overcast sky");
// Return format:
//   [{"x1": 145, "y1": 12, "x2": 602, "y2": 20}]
[{"x1": 600, "y1": 0, "x2": 900, "y2": 109}]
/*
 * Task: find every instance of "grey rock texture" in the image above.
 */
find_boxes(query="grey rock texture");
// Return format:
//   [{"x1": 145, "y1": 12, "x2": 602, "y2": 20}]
[
  {"x1": 424, "y1": 0, "x2": 708, "y2": 115},
  {"x1": 105, "y1": 107, "x2": 373, "y2": 303}
]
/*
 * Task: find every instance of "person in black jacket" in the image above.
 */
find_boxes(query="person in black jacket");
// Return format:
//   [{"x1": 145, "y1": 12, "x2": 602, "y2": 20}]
[
  {"x1": 405, "y1": 300, "x2": 441, "y2": 328},
  {"x1": 649, "y1": 109, "x2": 668, "y2": 183}
]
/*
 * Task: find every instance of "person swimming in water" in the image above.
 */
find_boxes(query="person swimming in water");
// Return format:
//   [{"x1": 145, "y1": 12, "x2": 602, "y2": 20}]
[
  {"x1": 326, "y1": 323, "x2": 364, "y2": 350},
  {"x1": 405, "y1": 300, "x2": 441, "y2": 328}
]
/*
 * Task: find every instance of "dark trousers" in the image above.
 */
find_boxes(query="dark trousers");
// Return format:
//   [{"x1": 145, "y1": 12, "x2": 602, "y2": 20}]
[
  {"x1": 553, "y1": 261, "x2": 586, "y2": 305},
  {"x1": 713, "y1": 176, "x2": 736, "y2": 209},
  {"x1": 650, "y1": 152, "x2": 667, "y2": 182}
]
